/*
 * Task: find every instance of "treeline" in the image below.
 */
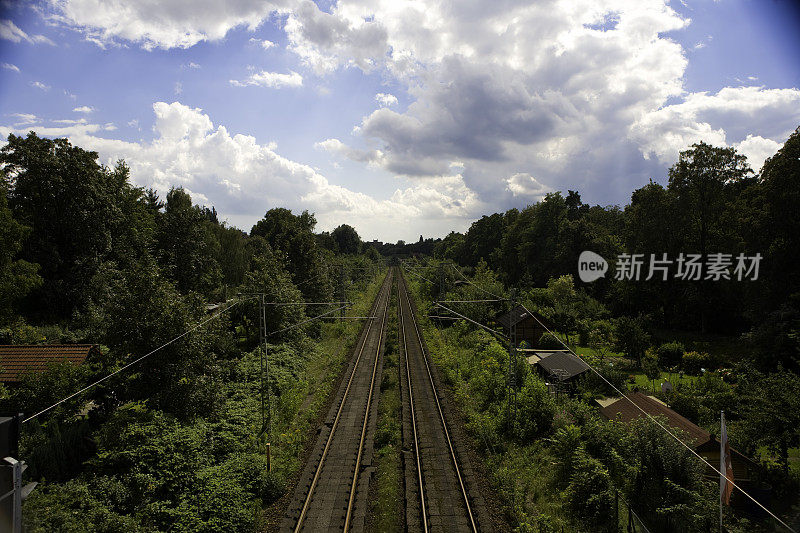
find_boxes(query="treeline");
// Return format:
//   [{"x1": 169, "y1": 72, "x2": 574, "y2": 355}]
[
  {"x1": 0, "y1": 132, "x2": 383, "y2": 531},
  {"x1": 427, "y1": 128, "x2": 800, "y2": 369}
]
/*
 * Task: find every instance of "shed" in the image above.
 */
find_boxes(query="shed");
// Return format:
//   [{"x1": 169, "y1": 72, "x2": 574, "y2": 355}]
[
  {"x1": 533, "y1": 351, "x2": 590, "y2": 383},
  {"x1": 0, "y1": 344, "x2": 98, "y2": 383},
  {"x1": 599, "y1": 391, "x2": 761, "y2": 507},
  {"x1": 497, "y1": 305, "x2": 552, "y2": 347}
]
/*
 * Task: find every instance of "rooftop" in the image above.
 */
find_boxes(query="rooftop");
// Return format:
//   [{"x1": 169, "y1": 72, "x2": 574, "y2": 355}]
[
  {"x1": 535, "y1": 351, "x2": 590, "y2": 380},
  {"x1": 599, "y1": 391, "x2": 712, "y2": 447},
  {"x1": 0, "y1": 344, "x2": 97, "y2": 382}
]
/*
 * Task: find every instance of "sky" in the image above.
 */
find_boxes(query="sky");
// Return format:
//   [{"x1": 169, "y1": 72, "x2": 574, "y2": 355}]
[{"x1": 0, "y1": 0, "x2": 798, "y2": 242}]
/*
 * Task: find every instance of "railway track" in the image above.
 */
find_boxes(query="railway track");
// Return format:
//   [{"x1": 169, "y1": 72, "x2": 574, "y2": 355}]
[
  {"x1": 398, "y1": 270, "x2": 485, "y2": 532},
  {"x1": 282, "y1": 270, "x2": 393, "y2": 532}
]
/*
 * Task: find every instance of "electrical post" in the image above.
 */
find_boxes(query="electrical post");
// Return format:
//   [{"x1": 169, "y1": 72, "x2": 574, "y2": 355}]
[
  {"x1": 508, "y1": 289, "x2": 518, "y2": 422},
  {"x1": 0, "y1": 414, "x2": 34, "y2": 533},
  {"x1": 257, "y1": 295, "x2": 271, "y2": 466},
  {"x1": 339, "y1": 264, "x2": 346, "y2": 322}
]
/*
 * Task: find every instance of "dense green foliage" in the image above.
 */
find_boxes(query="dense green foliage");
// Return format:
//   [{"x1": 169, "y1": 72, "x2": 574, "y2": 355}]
[
  {"x1": 0, "y1": 132, "x2": 384, "y2": 531},
  {"x1": 426, "y1": 129, "x2": 800, "y2": 369}
]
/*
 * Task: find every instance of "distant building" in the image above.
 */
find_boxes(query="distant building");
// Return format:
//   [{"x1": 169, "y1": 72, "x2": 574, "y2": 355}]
[
  {"x1": 497, "y1": 305, "x2": 552, "y2": 347},
  {"x1": 0, "y1": 344, "x2": 98, "y2": 383},
  {"x1": 599, "y1": 391, "x2": 762, "y2": 509},
  {"x1": 528, "y1": 350, "x2": 590, "y2": 392}
]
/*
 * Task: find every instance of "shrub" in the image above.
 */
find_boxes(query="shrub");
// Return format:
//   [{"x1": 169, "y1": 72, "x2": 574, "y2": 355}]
[
  {"x1": 681, "y1": 351, "x2": 713, "y2": 375},
  {"x1": 657, "y1": 342, "x2": 685, "y2": 367},
  {"x1": 538, "y1": 332, "x2": 563, "y2": 350}
]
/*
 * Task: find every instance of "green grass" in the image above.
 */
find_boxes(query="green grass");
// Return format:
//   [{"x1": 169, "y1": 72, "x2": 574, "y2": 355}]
[
  {"x1": 371, "y1": 282, "x2": 402, "y2": 532},
  {"x1": 651, "y1": 328, "x2": 752, "y2": 365},
  {"x1": 627, "y1": 371, "x2": 698, "y2": 393}
]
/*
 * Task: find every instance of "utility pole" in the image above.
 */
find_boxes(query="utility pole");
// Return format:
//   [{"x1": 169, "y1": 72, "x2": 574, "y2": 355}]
[
  {"x1": 508, "y1": 289, "x2": 518, "y2": 423},
  {"x1": 258, "y1": 295, "x2": 271, "y2": 440},
  {"x1": 339, "y1": 264, "x2": 346, "y2": 321},
  {"x1": 0, "y1": 414, "x2": 35, "y2": 533}
]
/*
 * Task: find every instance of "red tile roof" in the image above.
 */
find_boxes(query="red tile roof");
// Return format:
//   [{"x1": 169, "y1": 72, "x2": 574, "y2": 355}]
[
  {"x1": 0, "y1": 344, "x2": 96, "y2": 382},
  {"x1": 599, "y1": 391, "x2": 711, "y2": 447}
]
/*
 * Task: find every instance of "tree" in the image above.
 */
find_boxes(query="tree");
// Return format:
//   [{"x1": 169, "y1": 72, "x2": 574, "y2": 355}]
[
  {"x1": 738, "y1": 370, "x2": 800, "y2": 475},
  {"x1": 250, "y1": 208, "x2": 330, "y2": 301},
  {"x1": 614, "y1": 316, "x2": 650, "y2": 366},
  {"x1": 1, "y1": 134, "x2": 155, "y2": 318},
  {"x1": 0, "y1": 181, "x2": 41, "y2": 320},
  {"x1": 156, "y1": 188, "x2": 223, "y2": 297},
  {"x1": 331, "y1": 224, "x2": 361, "y2": 254},
  {"x1": 642, "y1": 349, "x2": 661, "y2": 392}
]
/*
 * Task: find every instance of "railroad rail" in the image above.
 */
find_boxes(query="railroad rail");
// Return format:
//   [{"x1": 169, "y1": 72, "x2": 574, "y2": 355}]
[
  {"x1": 398, "y1": 270, "x2": 482, "y2": 532},
  {"x1": 282, "y1": 270, "x2": 393, "y2": 532}
]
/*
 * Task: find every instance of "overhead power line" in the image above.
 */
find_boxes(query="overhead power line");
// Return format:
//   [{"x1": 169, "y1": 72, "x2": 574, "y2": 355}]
[
  {"x1": 434, "y1": 303, "x2": 508, "y2": 340},
  {"x1": 516, "y1": 301, "x2": 796, "y2": 533},
  {"x1": 23, "y1": 298, "x2": 245, "y2": 424}
]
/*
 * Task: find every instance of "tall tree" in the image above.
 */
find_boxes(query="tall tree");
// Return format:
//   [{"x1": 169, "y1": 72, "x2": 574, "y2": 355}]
[
  {"x1": 331, "y1": 224, "x2": 361, "y2": 254},
  {"x1": 0, "y1": 133, "x2": 154, "y2": 318},
  {"x1": 156, "y1": 187, "x2": 222, "y2": 297},
  {"x1": 0, "y1": 180, "x2": 41, "y2": 320}
]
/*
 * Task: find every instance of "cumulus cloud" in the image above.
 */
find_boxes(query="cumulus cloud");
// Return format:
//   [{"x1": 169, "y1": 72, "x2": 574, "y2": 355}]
[
  {"x1": 10, "y1": 113, "x2": 38, "y2": 126},
  {"x1": 48, "y1": 0, "x2": 291, "y2": 49},
  {"x1": 375, "y1": 92, "x2": 397, "y2": 107},
  {"x1": 250, "y1": 37, "x2": 276, "y2": 49},
  {"x1": 505, "y1": 173, "x2": 550, "y2": 198},
  {"x1": 630, "y1": 86, "x2": 800, "y2": 164},
  {"x1": 2, "y1": 62, "x2": 20, "y2": 72},
  {"x1": 0, "y1": 19, "x2": 55, "y2": 45},
  {"x1": 73, "y1": 105, "x2": 95, "y2": 113},
  {"x1": 230, "y1": 70, "x2": 303, "y2": 88},
  {"x1": 0, "y1": 102, "x2": 480, "y2": 239},
  {"x1": 315, "y1": 138, "x2": 384, "y2": 165},
  {"x1": 280, "y1": 0, "x2": 798, "y2": 211}
]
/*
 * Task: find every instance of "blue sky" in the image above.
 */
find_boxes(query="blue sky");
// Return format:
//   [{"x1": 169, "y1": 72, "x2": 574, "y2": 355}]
[{"x1": 1, "y1": 0, "x2": 799, "y2": 242}]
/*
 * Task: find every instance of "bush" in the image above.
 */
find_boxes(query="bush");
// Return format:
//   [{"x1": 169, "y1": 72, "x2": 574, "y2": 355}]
[
  {"x1": 564, "y1": 450, "x2": 616, "y2": 532},
  {"x1": 538, "y1": 332, "x2": 563, "y2": 350},
  {"x1": 657, "y1": 342, "x2": 685, "y2": 367},
  {"x1": 681, "y1": 351, "x2": 713, "y2": 374}
]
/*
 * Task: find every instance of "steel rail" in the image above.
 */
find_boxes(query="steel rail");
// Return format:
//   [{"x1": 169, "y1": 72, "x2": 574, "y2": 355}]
[
  {"x1": 343, "y1": 270, "x2": 392, "y2": 531},
  {"x1": 293, "y1": 272, "x2": 392, "y2": 533},
  {"x1": 399, "y1": 272, "x2": 478, "y2": 532},
  {"x1": 398, "y1": 278, "x2": 428, "y2": 532}
]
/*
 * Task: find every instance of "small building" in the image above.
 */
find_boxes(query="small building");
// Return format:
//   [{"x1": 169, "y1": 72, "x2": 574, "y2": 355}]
[
  {"x1": 599, "y1": 391, "x2": 761, "y2": 509},
  {"x1": 0, "y1": 344, "x2": 98, "y2": 383},
  {"x1": 529, "y1": 350, "x2": 590, "y2": 393},
  {"x1": 497, "y1": 305, "x2": 552, "y2": 347}
]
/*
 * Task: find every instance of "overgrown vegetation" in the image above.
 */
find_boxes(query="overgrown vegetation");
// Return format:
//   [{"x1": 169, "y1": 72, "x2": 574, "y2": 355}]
[{"x1": 0, "y1": 132, "x2": 385, "y2": 531}]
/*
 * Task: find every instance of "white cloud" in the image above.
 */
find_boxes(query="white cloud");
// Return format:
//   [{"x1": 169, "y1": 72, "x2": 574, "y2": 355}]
[
  {"x1": 505, "y1": 173, "x2": 549, "y2": 198},
  {"x1": 230, "y1": 70, "x2": 303, "y2": 88},
  {"x1": 73, "y1": 105, "x2": 95, "y2": 113},
  {"x1": 0, "y1": 19, "x2": 55, "y2": 45},
  {"x1": 1, "y1": 62, "x2": 20, "y2": 72},
  {"x1": 735, "y1": 135, "x2": 782, "y2": 173},
  {"x1": 185, "y1": 62, "x2": 201, "y2": 69},
  {"x1": 630, "y1": 86, "x2": 800, "y2": 164},
  {"x1": 52, "y1": 118, "x2": 88, "y2": 124},
  {"x1": 30, "y1": 81, "x2": 50, "y2": 91},
  {"x1": 375, "y1": 92, "x2": 397, "y2": 107},
  {"x1": 282, "y1": 0, "x2": 796, "y2": 211},
  {"x1": 10, "y1": 113, "x2": 38, "y2": 126},
  {"x1": 174, "y1": 81, "x2": 183, "y2": 95},
  {"x1": 250, "y1": 37, "x2": 276, "y2": 49},
  {"x1": 0, "y1": 102, "x2": 479, "y2": 239},
  {"x1": 49, "y1": 0, "x2": 290, "y2": 49},
  {"x1": 315, "y1": 138, "x2": 384, "y2": 165}
]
